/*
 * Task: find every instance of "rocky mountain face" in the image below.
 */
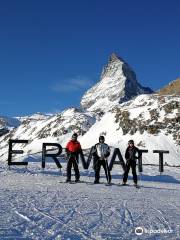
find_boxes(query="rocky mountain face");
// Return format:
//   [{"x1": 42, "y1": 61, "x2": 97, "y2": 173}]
[
  {"x1": 112, "y1": 94, "x2": 180, "y2": 145},
  {"x1": 0, "y1": 54, "x2": 179, "y2": 165},
  {"x1": 157, "y1": 78, "x2": 180, "y2": 95},
  {"x1": 81, "y1": 53, "x2": 153, "y2": 113},
  {"x1": 0, "y1": 116, "x2": 20, "y2": 136}
]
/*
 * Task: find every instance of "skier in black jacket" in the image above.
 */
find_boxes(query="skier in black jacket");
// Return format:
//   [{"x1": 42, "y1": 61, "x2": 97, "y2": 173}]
[
  {"x1": 92, "y1": 136, "x2": 111, "y2": 184},
  {"x1": 122, "y1": 140, "x2": 140, "y2": 186}
]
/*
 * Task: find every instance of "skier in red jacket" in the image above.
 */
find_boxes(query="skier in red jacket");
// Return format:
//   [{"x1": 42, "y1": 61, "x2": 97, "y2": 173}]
[{"x1": 65, "y1": 133, "x2": 82, "y2": 182}]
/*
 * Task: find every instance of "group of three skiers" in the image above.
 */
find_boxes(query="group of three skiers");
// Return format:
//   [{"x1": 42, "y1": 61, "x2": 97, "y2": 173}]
[{"x1": 65, "y1": 133, "x2": 140, "y2": 186}]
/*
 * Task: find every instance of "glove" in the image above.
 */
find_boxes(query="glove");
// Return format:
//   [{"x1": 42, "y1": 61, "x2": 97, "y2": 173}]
[
  {"x1": 104, "y1": 152, "x2": 110, "y2": 158},
  {"x1": 126, "y1": 159, "x2": 130, "y2": 165}
]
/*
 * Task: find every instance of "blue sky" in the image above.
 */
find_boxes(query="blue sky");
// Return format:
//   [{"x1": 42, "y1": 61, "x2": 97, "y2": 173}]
[{"x1": 0, "y1": 0, "x2": 180, "y2": 117}]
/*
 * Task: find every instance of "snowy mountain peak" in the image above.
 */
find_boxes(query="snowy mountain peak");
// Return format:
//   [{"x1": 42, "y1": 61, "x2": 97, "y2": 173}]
[
  {"x1": 100, "y1": 53, "x2": 125, "y2": 80},
  {"x1": 81, "y1": 53, "x2": 153, "y2": 112},
  {"x1": 109, "y1": 52, "x2": 122, "y2": 62}
]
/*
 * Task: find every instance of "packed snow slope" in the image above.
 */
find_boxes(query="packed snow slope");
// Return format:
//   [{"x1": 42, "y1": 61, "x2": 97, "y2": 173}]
[{"x1": 0, "y1": 158, "x2": 180, "y2": 240}]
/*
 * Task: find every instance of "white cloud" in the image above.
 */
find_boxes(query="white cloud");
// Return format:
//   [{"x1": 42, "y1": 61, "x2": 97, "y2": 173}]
[{"x1": 51, "y1": 76, "x2": 94, "y2": 92}]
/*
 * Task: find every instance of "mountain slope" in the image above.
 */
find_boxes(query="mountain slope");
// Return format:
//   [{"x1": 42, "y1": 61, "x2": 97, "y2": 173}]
[
  {"x1": 158, "y1": 78, "x2": 180, "y2": 95},
  {"x1": 80, "y1": 94, "x2": 180, "y2": 165},
  {"x1": 0, "y1": 108, "x2": 95, "y2": 159}
]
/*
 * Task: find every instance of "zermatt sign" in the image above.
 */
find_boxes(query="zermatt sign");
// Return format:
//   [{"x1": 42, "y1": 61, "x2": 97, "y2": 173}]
[{"x1": 8, "y1": 139, "x2": 169, "y2": 173}]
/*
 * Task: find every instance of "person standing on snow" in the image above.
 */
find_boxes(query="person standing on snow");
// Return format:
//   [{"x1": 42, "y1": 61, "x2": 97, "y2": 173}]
[
  {"x1": 65, "y1": 133, "x2": 82, "y2": 182},
  {"x1": 92, "y1": 136, "x2": 111, "y2": 184},
  {"x1": 122, "y1": 140, "x2": 140, "y2": 186}
]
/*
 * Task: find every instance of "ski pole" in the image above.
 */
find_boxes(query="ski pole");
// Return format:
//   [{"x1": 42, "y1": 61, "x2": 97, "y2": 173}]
[
  {"x1": 59, "y1": 166, "x2": 65, "y2": 177},
  {"x1": 138, "y1": 170, "x2": 142, "y2": 187},
  {"x1": 65, "y1": 153, "x2": 72, "y2": 179},
  {"x1": 87, "y1": 168, "x2": 91, "y2": 183},
  {"x1": 105, "y1": 158, "x2": 110, "y2": 183}
]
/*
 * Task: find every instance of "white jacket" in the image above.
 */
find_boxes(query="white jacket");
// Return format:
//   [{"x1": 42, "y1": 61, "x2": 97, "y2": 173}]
[{"x1": 95, "y1": 143, "x2": 110, "y2": 159}]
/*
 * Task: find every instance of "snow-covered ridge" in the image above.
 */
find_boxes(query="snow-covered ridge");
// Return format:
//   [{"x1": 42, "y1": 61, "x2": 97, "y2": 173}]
[
  {"x1": 0, "y1": 107, "x2": 96, "y2": 160},
  {"x1": 17, "y1": 112, "x2": 51, "y2": 122}
]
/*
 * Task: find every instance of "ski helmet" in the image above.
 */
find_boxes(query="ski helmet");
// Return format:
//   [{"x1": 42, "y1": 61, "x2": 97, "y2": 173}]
[
  {"x1": 128, "y1": 140, "x2": 134, "y2": 145},
  {"x1": 72, "y1": 133, "x2": 78, "y2": 140},
  {"x1": 99, "y1": 135, "x2": 105, "y2": 142}
]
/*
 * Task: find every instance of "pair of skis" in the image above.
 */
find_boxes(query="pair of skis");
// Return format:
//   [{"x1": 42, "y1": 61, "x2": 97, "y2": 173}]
[{"x1": 59, "y1": 180, "x2": 140, "y2": 188}]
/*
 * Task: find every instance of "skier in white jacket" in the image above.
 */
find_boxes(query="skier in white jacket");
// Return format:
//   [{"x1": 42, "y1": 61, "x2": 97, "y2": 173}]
[{"x1": 92, "y1": 136, "x2": 111, "y2": 184}]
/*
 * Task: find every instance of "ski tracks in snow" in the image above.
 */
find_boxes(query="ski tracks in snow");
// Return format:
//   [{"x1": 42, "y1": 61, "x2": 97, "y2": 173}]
[{"x1": 0, "y1": 165, "x2": 180, "y2": 239}]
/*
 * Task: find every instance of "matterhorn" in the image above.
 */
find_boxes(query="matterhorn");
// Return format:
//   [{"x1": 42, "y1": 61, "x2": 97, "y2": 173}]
[{"x1": 81, "y1": 53, "x2": 153, "y2": 112}]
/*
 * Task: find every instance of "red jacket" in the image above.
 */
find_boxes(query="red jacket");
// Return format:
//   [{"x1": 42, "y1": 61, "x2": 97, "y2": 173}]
[{"x1": 66, "y1": 140, "x2": 82, "y2": 153}]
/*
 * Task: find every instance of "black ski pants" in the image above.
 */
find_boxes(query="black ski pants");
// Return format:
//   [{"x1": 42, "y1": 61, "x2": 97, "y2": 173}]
[
  {"x1": 66, "y1": 157, "x2": 80, "y2": 181},
  {"x1": 94, "y1": 159, "x2": 111, "y2": 183},
  {"x1": 123, "y1": 160, "x2": 137, "y2": 184}
]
